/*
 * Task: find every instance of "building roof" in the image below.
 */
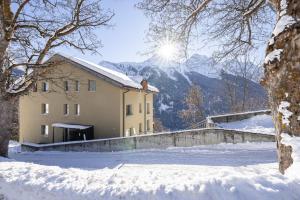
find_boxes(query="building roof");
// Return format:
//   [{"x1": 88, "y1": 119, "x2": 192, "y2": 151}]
[{"x1": 51, "y1": 53, "x2": 159, "y2": 93}]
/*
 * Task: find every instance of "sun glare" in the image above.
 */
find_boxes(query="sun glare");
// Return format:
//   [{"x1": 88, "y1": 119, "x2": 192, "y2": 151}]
[{"x1": 157, "y1": 40, "x2": 178, "y2": 61}]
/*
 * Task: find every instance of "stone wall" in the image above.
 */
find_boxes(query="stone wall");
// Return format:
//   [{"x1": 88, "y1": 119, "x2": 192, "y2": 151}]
[
  {"x1": 21, "y1": 128, "x2": 275, "y2": 152},
  {"x1": 207, "y1": 110, "x2": 271, "y2": 125}
]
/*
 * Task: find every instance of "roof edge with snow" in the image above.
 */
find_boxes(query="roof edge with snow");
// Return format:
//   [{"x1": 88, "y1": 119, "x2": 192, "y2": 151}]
[{"x1": 48, "y1": 53, "x2": 159, "y2": 93}]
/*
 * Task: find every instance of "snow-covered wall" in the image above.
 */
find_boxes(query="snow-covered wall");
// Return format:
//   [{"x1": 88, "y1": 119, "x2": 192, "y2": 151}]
[
  {"x1": 208, "y1": 110, "x2": 271, "y2": 124},
  {"x1": 21, "y1": 129, "x2": 275, "y2": 152}
]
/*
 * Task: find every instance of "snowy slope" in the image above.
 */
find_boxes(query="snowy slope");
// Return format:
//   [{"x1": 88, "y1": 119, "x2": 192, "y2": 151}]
[
  {"x1": 99, "y1": 54, "x2": 221, "y2": 80},
  {"x1": 1, "y1": 142, "x2": 300, "y2": 200},
  {"x1": 217, "y1": 114, "x2": 275, "y2": 135},
  {"x1": 99, "y1": 55, "x2": 268, "y2": 130}
]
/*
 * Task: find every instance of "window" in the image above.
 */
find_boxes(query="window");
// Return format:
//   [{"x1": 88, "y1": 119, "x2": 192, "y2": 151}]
[
  {"x1": 74, "y1": 104, "x2": 80, "y2": 115},
  {"x1": 41, "y1": 103, "x2": 49, "y2": 114},
  {"x1": 41, "y1": 125, "x2": 49, "y2": 136},
  {"x1": 88, "y1": 80, "x2": 96, "y2": 91},
  {"x1": 63, "y1": 104, "x2": 69, "y2": 115},
  {"x1": 129, "y1": 127, "x2": 136, "y2": 136},
  {"x1": 139, "y1": 103, "x2": 142, "y2": 113},
  {"x1": 75, "y1": 80, "x2": 80, "y2": 91},
  {"x1": 126, "y1": 104, "x2": 133, "y2": 116},
  {"x1": 42, "y1": 82, "x2": 49, "y2": 92},
  {"x1": 147, "y1": 120, "x2": 150, "y2": 131},
  {"x1": 147, "y1": 103, "x2": 150, "y2": 114},
  {"x1": 139, "y1": 123, "x2": 143, "y2": 133},
  {"x1": 33, "y1": 83, "x2": 37, "y2": 92},
  {"x1": 64, "y1": 81, "x2": 69, "y2": 91}
]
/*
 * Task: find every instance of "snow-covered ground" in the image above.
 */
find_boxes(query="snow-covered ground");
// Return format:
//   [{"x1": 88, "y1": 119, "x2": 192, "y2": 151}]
[
  {"x1": 1, "y1": 141, "x2": 300, "y2": 200},
  {"x1": 218, "y1": 114, "x2": 275, "y2": 135}
]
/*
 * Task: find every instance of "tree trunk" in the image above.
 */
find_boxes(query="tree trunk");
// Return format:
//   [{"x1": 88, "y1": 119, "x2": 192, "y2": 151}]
[
  {"x1": 0, "y1": 97, "x2": 16, "y2": 157},
  {"x1": 262, "y1": 0, "x2": 300, "y2": 174}
]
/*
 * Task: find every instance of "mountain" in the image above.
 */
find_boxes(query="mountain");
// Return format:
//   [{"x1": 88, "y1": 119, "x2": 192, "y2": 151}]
[{"x1": 99, "y1": 54, "x2": 267, "y2": 130}]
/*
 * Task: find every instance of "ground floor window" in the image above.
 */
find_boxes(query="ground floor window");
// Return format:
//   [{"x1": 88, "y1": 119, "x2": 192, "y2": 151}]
[
  {"x1": 41, "y1": 125, "x2": 49, "y2": 136},
  {"x1": 139, "y1": 123, "x2": 143, "y2": 133},
  {"x1": 74, "y1": 104, "x2": 80, "y2": 115},
  {"x1": 147, "y1": 120, "x2": 150, "y2": 131}
]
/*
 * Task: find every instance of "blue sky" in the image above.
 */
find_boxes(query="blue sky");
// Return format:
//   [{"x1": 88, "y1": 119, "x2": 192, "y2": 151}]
[
  {"x1": 58, "y1": 0, "x2": 266, "y2": 64},
  {"x1": 59, "y1": 0, "x2": 152, "y2": 63}
]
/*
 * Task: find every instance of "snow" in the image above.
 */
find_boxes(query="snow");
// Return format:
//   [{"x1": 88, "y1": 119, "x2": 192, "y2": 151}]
[
  {"x1": 2, "y1": 141, "x2": 300, "y2": 199},
  {"x1": 52, "y1": 123, "x2": 92, "y2": 130},
  {"x1": 281, "y1": 133, "x2": 300, "y2": 176},
  {"x1": 218, "y1": 114, "x2": 275, "y2": 135},
  {"x1": 8, "y1": 140, "x2": 21, "y2": 153},
  {"x1": 278, "y1": 101, "x2": 293, "y2": 126},
  {"x1": 272, "y1": 15, "x2": 296, "y2": 37},
  {"x1": 56, "y1": 53, "x2": 159, "y2": 93},
  {"x1": 159, "y1": 103, "x2": 172, "y2": 112},
  {"x1": 264, "y1": 49, "x2": 283, "y2": 64}
]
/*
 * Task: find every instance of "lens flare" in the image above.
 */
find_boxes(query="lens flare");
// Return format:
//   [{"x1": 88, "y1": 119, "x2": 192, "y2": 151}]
[{"x1": 157, "y1": 39, "x2": 178, "y2": 61}]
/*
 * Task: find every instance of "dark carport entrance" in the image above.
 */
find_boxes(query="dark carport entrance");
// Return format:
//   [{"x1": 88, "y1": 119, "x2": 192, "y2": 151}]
[{"x1": 52, "y1": 123, "x2": 94, "y2": 143}]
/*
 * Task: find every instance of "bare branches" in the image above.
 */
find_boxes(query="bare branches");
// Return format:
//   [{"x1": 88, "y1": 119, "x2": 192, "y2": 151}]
[
  {"x1": 0, "y1": 0, "x2": 114, "y2": 96},
  {"x1": 138, "y1": 0, "x2": 275, "y2": 60}
]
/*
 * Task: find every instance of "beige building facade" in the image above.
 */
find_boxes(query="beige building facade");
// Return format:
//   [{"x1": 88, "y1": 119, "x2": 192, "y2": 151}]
[{"x1": 19, "y1": 54, "x2": 158, "y2": 144}]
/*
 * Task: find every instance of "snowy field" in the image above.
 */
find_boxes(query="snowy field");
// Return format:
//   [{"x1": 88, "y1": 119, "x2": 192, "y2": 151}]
[
  {"x1": 218, "y1": 114, "x2": 275, "y2": 135},
  {"x1": 1, "y1": 141, "x2": 300, "y2": 200}
]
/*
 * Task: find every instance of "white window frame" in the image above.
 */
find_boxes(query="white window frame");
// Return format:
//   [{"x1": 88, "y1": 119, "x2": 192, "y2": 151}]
[
  {"x1": 88, "y1": 80, "x2": 96, "y2": 91},
  {"x1": 75, "y1": 104, "x2": 80, "y2": 116},
  {"x1": 64, "y1": 104, "x2": 69, "y2": 115},
  {"x1": 42, "y1": 82, "x2": 49, "y2": 92},
  {"x1": 41, "y1": 103, "x2": 49, "y2": 114},
  {"x1": 41, "y1": 125, "x2": 49, "y2": 137},
  {"x1": 126, "y1": 104, "x2": 133, "y2": 116},
  {"x1": 75, "y1": 80, "x2": 80, "y2": 92}
]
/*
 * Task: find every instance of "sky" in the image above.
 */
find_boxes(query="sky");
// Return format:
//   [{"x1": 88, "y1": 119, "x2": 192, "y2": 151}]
[
  {"x1": 58, "y1": 0, "x2": 218, "y2": 64},
  {"x1": 58, "y1": 0, "x2": 267, "y2": 64},
  {"x1": 59, "y1": 0, "x2": 153, "y2": 63}
]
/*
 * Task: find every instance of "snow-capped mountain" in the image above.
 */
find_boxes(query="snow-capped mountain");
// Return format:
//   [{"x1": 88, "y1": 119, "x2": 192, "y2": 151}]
[{"x1": 100, "y1": 54, "x2": 267, "y2": 130}]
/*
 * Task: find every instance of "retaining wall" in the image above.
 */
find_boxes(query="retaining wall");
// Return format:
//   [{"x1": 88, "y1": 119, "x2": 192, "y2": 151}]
[
  {"x1": 21, "y1": 128, "x2": 275, "y2": 152},
  {"x1": 207, "y1": 110, "x2": 271, "y2": 124}
]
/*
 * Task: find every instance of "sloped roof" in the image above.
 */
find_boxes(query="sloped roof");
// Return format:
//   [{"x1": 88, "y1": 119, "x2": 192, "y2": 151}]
[{"x1": 51, "y1": 53, "x2": 159, "y2": 93}]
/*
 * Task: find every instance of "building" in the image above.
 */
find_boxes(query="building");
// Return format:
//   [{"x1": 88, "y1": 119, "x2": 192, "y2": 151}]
[{"x1": 19, "y1": 53, "x2": 159, "y2": 144}]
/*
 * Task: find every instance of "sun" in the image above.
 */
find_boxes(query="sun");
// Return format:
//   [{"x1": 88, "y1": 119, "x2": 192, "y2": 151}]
[{"x1": 157, "y1": 39, "x2": 178, "y2": 61}]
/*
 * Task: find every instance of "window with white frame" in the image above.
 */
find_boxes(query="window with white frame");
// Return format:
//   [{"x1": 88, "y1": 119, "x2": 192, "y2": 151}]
[
  {"x1": 126, "y1": 104, "x2": 133, "y2": 116},
  {"x1": 129, "y1": 127, "x2": 136, "y2": 136},
  {"x1": 41, "y1": 103, "x2": 49, "y2": 114},
  {"x1": 64, "y1": 81, "x2": 69, "y2": 91},
  {"x1": 41, "y1": 125, "x2": 49, "y2": 136},
  {"x1": 63, "y1": 104, "x2": 69, "y2": 115},
  {"x1": 42, "y1": 82, "x2": 49, "y2": 92},
  {"x1": 74, "y1": 104, "x2": 80, "y2": 115},
  {"x1": 88, "y1": 80, "x2": 96, "y2": 91},
  {"x1": 75, "y1": 80, "x2": 80, "y2": 91}
]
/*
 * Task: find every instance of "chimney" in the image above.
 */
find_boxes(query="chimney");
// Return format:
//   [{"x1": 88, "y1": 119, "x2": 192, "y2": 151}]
[{"x1": 140, "y1": 79, "x2": 148, "y2": 90}]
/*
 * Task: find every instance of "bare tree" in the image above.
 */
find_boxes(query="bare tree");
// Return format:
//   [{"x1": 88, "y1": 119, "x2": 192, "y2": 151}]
[
  {"x1": 179, "y1": 85, "x2": 204, "y2": 128},
  {"x1": 220, "y1": 54, "x2": 268, "y2": 112},
  {"x1": 153, "y1": 117, "x2": 166, "y2": 132},
  {"x1": 137, "y1": 0, "x2": 300, "y2": 174},
  {"x1": 0, "y1": 0, "x2": 114, "y2": 157}
]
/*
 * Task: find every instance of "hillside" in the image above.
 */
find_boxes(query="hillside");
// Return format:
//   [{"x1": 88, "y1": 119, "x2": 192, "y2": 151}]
[{"x1": 100, "y1": 54, "x2": 268, "y2": 130}]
